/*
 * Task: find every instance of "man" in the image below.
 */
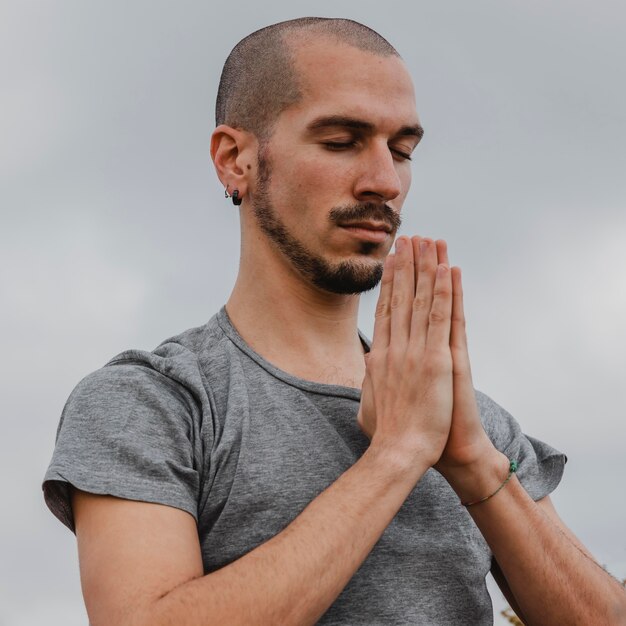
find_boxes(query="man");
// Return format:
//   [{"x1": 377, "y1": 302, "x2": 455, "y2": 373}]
[{"x1": 44, "y1": 17, "x2": 625, "y2": 625}]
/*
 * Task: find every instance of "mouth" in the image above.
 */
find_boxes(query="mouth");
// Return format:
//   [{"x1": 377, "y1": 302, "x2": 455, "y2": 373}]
[
  {"x1": 339, "y1": 220, "x2": 392, "y2": 233},
  {"x1": 338, "y1": 221, "x2": 392, "y2": 243}
]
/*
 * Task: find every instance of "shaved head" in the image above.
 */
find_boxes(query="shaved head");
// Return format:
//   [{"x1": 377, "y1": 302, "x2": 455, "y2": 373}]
[{"x1": 215, "y1": 17, "x2": 400, "y2": 142}]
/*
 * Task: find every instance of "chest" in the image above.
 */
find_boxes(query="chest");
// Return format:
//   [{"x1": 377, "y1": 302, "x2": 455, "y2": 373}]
[{"x1": 194, "y1": 377, "x2": 494, "y2": 623}]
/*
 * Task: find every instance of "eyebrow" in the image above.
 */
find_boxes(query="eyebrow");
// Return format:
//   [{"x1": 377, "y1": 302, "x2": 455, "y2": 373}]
[{"x1": 306, "y1": 115, "x2": 424, "y2": 141}]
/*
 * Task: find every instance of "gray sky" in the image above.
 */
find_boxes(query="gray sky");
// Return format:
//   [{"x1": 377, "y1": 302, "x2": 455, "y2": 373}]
[{"x1": 1, "y1": 1, "x2": 625, "y2": 623}]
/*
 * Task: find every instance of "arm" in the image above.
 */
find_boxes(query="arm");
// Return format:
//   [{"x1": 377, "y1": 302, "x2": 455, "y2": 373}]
[
  {"x1": 452, "y1": 461, "x2": 625, "y2": 625},
  {"x1": 73, "y1": 447, "x2": 427, "y2": 626},
  {"x1": 432, "y1": 246, "x2": 626, "y2": 625},
  {"x1": 490, "y1": 495, "x2": 617, "y2": 625},
  {"x1": 73, "y1": 236, "x2": 457, "y2": 626}
]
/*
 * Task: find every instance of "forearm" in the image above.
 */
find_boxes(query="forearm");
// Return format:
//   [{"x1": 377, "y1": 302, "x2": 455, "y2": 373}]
[
  {"x1": 449, "y1": 453, "x2": 626, "y2": 625},
  {"x1": 139, "y1": 446, "x2": 427, "y2": 626}
]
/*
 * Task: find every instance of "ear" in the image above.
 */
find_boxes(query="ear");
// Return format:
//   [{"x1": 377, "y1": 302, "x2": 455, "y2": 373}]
[{"x1": 210, "y1": 125, "x2": 257, "y2": 200}]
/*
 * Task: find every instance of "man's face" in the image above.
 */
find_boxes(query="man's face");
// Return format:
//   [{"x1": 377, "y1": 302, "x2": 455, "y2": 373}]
[{"x1": 248, "y1": 38, "x2": 422, "y2": 294}]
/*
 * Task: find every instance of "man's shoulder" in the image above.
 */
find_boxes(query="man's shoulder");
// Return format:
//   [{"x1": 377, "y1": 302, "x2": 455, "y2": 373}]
[
  {"x1": 152, "y1": 310, "x2": 225, "y2": 360},
  {"x1": 62, "y1": 310, "x2": 235, "y2": 408},
  {"x1": 105, "y1": 309, "x2": 229, "y2": 372}
]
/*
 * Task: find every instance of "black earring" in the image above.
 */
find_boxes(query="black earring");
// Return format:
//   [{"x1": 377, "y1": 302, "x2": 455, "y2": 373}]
[{"x1": 231, "y1": 189, "x2": 242, "y2": 206}]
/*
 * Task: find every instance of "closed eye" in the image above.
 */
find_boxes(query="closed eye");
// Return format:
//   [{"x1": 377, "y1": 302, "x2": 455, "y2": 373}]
[
  {"x1": 391, "y1": 148, "x2": 412, "y2": 161},
  {"x1": 322, "y1": 141, "x2": 413, "y2": 161},
  {"x1": 323, "y1": 141, "x2": 357, "y2": 150}
]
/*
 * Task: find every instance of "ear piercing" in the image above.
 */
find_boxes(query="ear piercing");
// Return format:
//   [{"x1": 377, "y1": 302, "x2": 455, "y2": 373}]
[{"x1": 225, "y1": 185, "x2": 242, "y2": 206}]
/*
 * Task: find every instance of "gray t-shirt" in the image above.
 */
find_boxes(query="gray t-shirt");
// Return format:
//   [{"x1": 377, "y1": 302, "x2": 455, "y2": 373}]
[{"x1": 44, "y1": 307, "x2": 566, "y2": 625}]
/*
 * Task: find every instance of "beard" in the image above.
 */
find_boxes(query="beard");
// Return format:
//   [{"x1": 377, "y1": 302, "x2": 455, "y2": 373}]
[{"x1": 250, "y1": 148, "x2": 401, "y2": 295}]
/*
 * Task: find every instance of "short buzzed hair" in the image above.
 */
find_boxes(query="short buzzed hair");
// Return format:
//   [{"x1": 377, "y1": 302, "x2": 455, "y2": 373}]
[{"x1": 215, "y1": 17, "x2": 399, "y2": 142}]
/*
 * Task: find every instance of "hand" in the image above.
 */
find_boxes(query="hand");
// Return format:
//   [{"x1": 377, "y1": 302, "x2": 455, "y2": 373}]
[
  {"x1": 357, "y1": 236, "x2": 454, "y2": 468},
  {"x1": 430, "y1": 245, "x2": 501, "y2": 483}
]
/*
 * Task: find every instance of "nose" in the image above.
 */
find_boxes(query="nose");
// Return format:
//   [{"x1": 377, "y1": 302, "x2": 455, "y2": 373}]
[{"x1": 353, "y1": 141, "x2": 403, "y2": 203}]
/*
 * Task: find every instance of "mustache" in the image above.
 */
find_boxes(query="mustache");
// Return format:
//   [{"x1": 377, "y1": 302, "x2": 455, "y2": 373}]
[{"x1": 328, "y1": 203, "x2": 402, "y2": 232}]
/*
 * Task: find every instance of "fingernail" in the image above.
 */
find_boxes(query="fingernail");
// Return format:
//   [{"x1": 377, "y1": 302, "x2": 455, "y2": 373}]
[
  {"x1": 420, "y1": 240, "x2": 429, "y2": 253},
  {"x1": 395, "y1": 238, "x2": 405, "y2": 251}
]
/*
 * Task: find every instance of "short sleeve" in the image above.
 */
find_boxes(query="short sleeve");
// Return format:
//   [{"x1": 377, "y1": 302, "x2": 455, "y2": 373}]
[
  {"x1": 476, "y1": 390, "x2": 567, "y2": 501},
  {"x1": 43, "y1": 356, "x2": 204, "y2": 532}
]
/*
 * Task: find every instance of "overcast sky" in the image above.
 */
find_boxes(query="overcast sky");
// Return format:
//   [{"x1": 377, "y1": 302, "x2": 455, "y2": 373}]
[{"x1": 1, "y1": 1, "x2": 625, "y2": 624}]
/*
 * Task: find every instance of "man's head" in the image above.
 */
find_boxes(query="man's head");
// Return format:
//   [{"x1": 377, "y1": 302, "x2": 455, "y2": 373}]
[
  {"x1": 211, "y1": 18, "x2": 422, "y2": 295},
  {"x1": 216, "y1": 18, "x2": 400, "y2": 143}
]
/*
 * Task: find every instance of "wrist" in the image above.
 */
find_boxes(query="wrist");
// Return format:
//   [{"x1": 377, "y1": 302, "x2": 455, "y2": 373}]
[
  {"x1": 365, "y1": 440, "x2": 432, "y2": 486},
  {"x1": 440, "y1": 448, "x2": 511, "y2": 503}
]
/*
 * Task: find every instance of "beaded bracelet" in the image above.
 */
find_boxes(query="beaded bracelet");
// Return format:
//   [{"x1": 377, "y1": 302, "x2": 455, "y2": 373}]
[{"x1": 461, "y1": 460, "x2": 518, "y2": 507}]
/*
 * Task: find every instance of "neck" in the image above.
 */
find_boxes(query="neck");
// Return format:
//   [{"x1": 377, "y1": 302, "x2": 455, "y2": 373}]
[{"x1": 225, "y1": 241, "x2": 366, "y2": 387}]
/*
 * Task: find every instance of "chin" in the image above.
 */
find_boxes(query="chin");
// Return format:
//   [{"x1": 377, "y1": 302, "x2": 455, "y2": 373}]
[{"x1": 311, "y1": 257, "x2": 384, "y2": 295}]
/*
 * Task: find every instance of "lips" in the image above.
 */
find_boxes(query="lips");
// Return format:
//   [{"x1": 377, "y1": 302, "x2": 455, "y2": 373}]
[
  {"x1": 338, "y1": 221, "x2": 392, "y2": 233},
  {"x1": 338, "y1": 222, "x2": 391, "y2": 243}
]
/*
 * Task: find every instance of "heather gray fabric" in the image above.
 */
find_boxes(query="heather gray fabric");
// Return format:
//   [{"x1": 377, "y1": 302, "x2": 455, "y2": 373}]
[{"x1": 44, "y1": 307, "x2": 566, "y2": 625}]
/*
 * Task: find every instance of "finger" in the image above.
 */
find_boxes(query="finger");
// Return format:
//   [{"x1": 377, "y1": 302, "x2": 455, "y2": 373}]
[
  {"x1": 436, "y1": 239, "x2": 449, "y2": 266},
  {"x1": 372, "y1": 253, "x2": 395, "y2": 349},
  {"x1": 450, "y1": 266, "x2": 472, "y2": 375},
  {"x1": 411, "y1": 235, "x2": 422, "y2": 289},
  {"x1": 390, "y1": 237, "x2": 415, "y2": 347},
  {"x1": 424, "y1": 263, "x2": 453, "y2": 348},
  {"x1": 450, "y1": 267, "x2": 477, "y2": 419},
  {"x1": 409, "y1": 238, "x2": 437, "y2": 346}
]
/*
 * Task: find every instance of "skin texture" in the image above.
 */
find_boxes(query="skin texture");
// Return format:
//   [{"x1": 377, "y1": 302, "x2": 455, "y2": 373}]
[{"x1": 72, "y1": 34, "x2": 626, "y2": 626}]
